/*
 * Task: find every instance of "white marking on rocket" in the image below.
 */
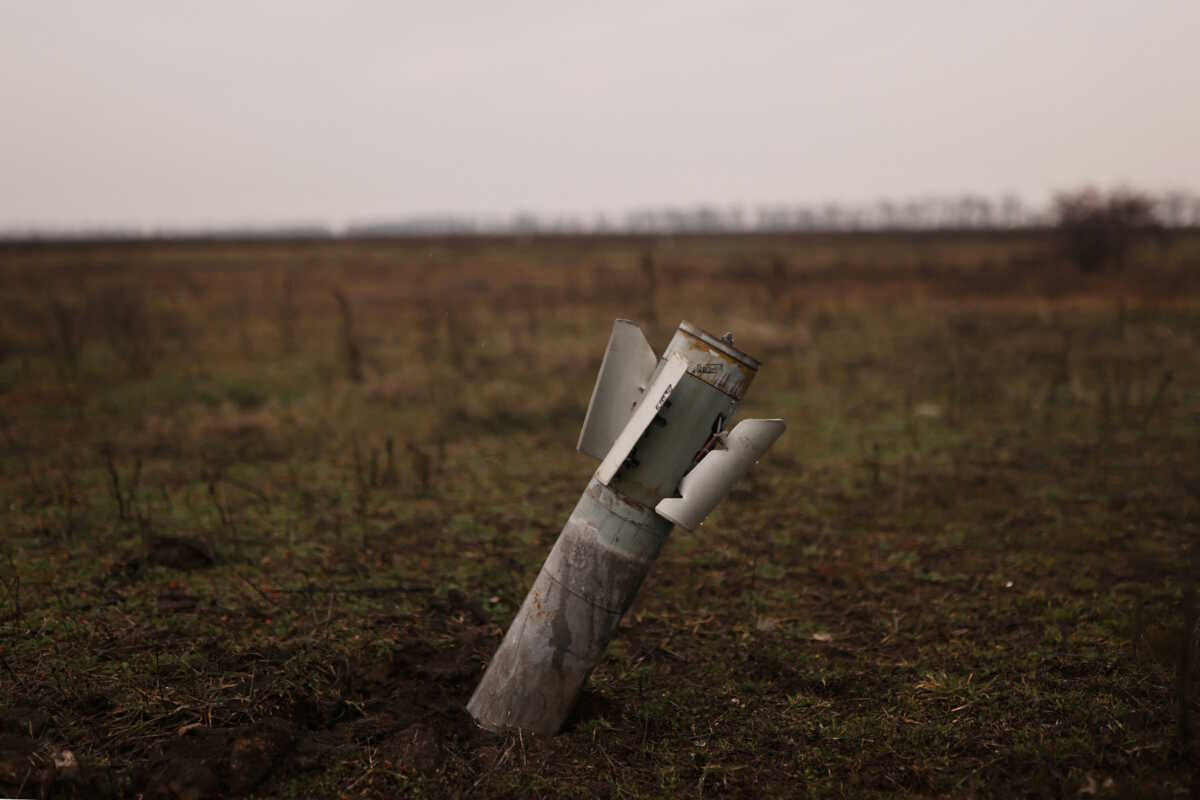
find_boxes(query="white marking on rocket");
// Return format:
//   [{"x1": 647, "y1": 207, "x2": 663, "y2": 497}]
[{"x1": 595, "y1": 354, "x2": 688, "y2": 486}]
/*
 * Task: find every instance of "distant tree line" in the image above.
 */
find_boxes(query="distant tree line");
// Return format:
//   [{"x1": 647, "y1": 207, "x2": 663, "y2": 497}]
[
  {"x1": 346, "y1": 190, "x2": 1200, "y2": 237},
  {"x1": 4, "y1": 190, "x2": 1200, "y2": 241}
]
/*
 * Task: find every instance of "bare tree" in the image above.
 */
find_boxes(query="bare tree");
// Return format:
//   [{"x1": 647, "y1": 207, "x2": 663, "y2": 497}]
[{"x1": 1053, "y1": 188, "x2": 1165, "y2": 273}]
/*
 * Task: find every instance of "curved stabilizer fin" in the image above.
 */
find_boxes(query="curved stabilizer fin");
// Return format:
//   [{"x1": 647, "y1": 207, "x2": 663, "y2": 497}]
[
  {"x1": 578, "y1": 320, "x2": 659, "y2": 460},
  {"x1": 655, "y1": 418, "x2": 786, "y2": 530},
  {"x1": 596, "y1": 354, "x2": 689, "y2": 485}
]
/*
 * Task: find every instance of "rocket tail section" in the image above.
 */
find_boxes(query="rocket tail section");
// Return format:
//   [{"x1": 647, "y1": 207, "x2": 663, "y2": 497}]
[{"x1": 654, "y1": 418, "x2": 786, "y2": 531}]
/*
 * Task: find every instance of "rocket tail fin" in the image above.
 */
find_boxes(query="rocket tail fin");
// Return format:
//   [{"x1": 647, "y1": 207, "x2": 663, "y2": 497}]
[
  {"x1": 577, "y1": 319, "x2": 659, "y2": 460},
  {"x1": 655, "y1": 418, "x2": 785, "y2": 530},
  {"x1": 595, "y1": 354, "x2": 689, "y2": 485}
]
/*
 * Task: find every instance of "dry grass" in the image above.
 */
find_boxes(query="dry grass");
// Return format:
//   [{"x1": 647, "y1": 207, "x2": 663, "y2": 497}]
[{"x1": 1, "y1": 231, "x2": 1199, "y2": 798}]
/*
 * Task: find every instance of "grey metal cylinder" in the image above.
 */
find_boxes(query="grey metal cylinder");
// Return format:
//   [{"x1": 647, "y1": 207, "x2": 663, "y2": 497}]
[{"x1": 466, "y1": 478, "x2": 671, "y2": 734}]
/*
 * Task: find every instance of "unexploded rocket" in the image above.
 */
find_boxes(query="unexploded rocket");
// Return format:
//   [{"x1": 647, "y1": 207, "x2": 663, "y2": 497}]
[{"x1": 467, "y1": 319, "x2": 785, "y2": 735}]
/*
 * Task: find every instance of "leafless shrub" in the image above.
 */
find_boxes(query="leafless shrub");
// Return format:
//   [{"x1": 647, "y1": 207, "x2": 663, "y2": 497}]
[
  {"x1": 766, "y1": 254, "x2": 792, "y2": 315},
  {"x1": 441, "y1": 309, "x2": 472, "y2": 372},
  {"x1": 332, "y1": 288, "x2": 364, "y2": 382},
  {"x1": 95, "y1": 286, "x2": 156, "y2": 376},
  {"x1": 864, "y1": 442, "x2": 882, "y2": 494},
  {"x1": 99, "y1": 442, "x2": 142, "y2": 523},
  {"x1": 1028, "y1": 328, "x2": 1073, "y2": 417},
  {"x1": 1053, "y1": 188, "x2": 1165, "y2": 273},
  {"x1": 0, "y1": 332, "x2": 13, "y2": 374},
  {"x1": 46, "y1": 298, "x2": 89, "y2": 376},
  {"x1": 1090, "y1": 352, "x2": 1174, "y2": 446},
  {"x1": 360, "y1": 434, "x2": 401, "y2": 489},
  {"x1": 1141, "y1": 369, "x2": 1174, "y2": 431},
  {"x1": 407, "y1": 440, "x2": 442, "y2": 496}
]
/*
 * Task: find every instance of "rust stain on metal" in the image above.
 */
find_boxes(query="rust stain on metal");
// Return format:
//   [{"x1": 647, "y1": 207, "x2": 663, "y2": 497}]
[
  {"x1": 586, "y1": 476, "x2": 653, "y2": 513},
  {"x1": 666, "y1": 321, "x2": 760, "y2": 400}
]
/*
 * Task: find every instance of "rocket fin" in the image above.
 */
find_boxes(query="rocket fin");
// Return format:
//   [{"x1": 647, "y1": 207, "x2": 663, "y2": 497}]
[
  {"x1": 577, "y1": 319, "x2": 659, "y2": 460},
  {"x1": 596, "y1": 354, "x2": 689, "y2": 485},
  {"x1": 655, "y1": 418, "x2": 786, "y2": 531}
]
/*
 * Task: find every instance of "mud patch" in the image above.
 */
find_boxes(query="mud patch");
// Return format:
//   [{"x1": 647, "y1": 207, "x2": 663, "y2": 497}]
[
  {"x1": 141, "y1": 718, "x2": 295, "y2": 800},
  {"x1": 0, "y1": 734, "x2": 115, "y2": 800},
  {"x1": 382, "y1": 722, "x2": 443, "y2": 773},
  {"x1": 110, "y1": 534, "x2": 216, "y2": 582}
]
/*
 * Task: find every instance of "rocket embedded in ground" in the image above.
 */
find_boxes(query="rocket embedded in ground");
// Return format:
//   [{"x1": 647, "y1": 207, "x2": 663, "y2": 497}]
[{"x1": 467, "y1": 320, "x2": 785, "y2": 735}]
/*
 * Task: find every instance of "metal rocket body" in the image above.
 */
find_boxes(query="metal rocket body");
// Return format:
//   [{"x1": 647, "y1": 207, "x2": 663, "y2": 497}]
[{"x1": 466, "y1": 320, "x2": 785, "y2": 735}]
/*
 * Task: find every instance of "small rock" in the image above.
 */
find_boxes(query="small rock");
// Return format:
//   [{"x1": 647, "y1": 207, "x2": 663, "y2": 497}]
[
  {"x1": 52, "y1": 749, "x2": 79, "y2": 779},
  {"x1": 225, "y1": 718, "x2": 296, "y2": 795}
]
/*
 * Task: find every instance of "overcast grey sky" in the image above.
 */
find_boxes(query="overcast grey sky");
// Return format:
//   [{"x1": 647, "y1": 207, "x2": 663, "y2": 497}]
[{"x1": 1, "y1": 2, "x2": 1197, "y2": 229}]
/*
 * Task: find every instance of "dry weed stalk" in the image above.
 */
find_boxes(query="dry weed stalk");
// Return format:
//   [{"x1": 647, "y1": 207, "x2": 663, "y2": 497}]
[
  {"x1": 98, "y1": 443, "x2": 143, "y2": 523},
  {"x1": 1179, "y1": 456, "x2": 1200, "y2": 754},
  {"x1": 236, "y1": 291, "x2": 254, "y2": 359},
  {"x1": 640, "y1": 249, "x2": 658, "y2": 325},
  {"x1": 204, "y1": 459, "x2": 236, "y2": 538},
  {"x1": 0, "y1": 413, "x2": 42, "y2": 498},
  {"x1": 351, "y1": 437, "x2": 371, "y2": 547},
  {"x1": 1177, "y1": 540, "x2": 1199, "y2": 750},
  {"x1": 279, "y1": 270, "x2": 298, "y2": 356},
  {"x1": 46, "y1": 298, "x2": 88, "y2": 377},
  {"x1": 382, "y1": 435, "x2": 398, "y2": 487},
  {"x1": 0, "y1": 547, "x2": 22, "y2": 625},
  {"x1": 58, "y1": 454, "x2": 79, "y2": 541},
  {"x1": 407, "y1": 440, "x2": 440, "y2": 496}
]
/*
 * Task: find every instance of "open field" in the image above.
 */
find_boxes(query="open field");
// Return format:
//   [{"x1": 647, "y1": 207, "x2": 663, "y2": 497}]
[{"x1": 2, "y1": 231, "x2": 1200, "y2": 798}]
